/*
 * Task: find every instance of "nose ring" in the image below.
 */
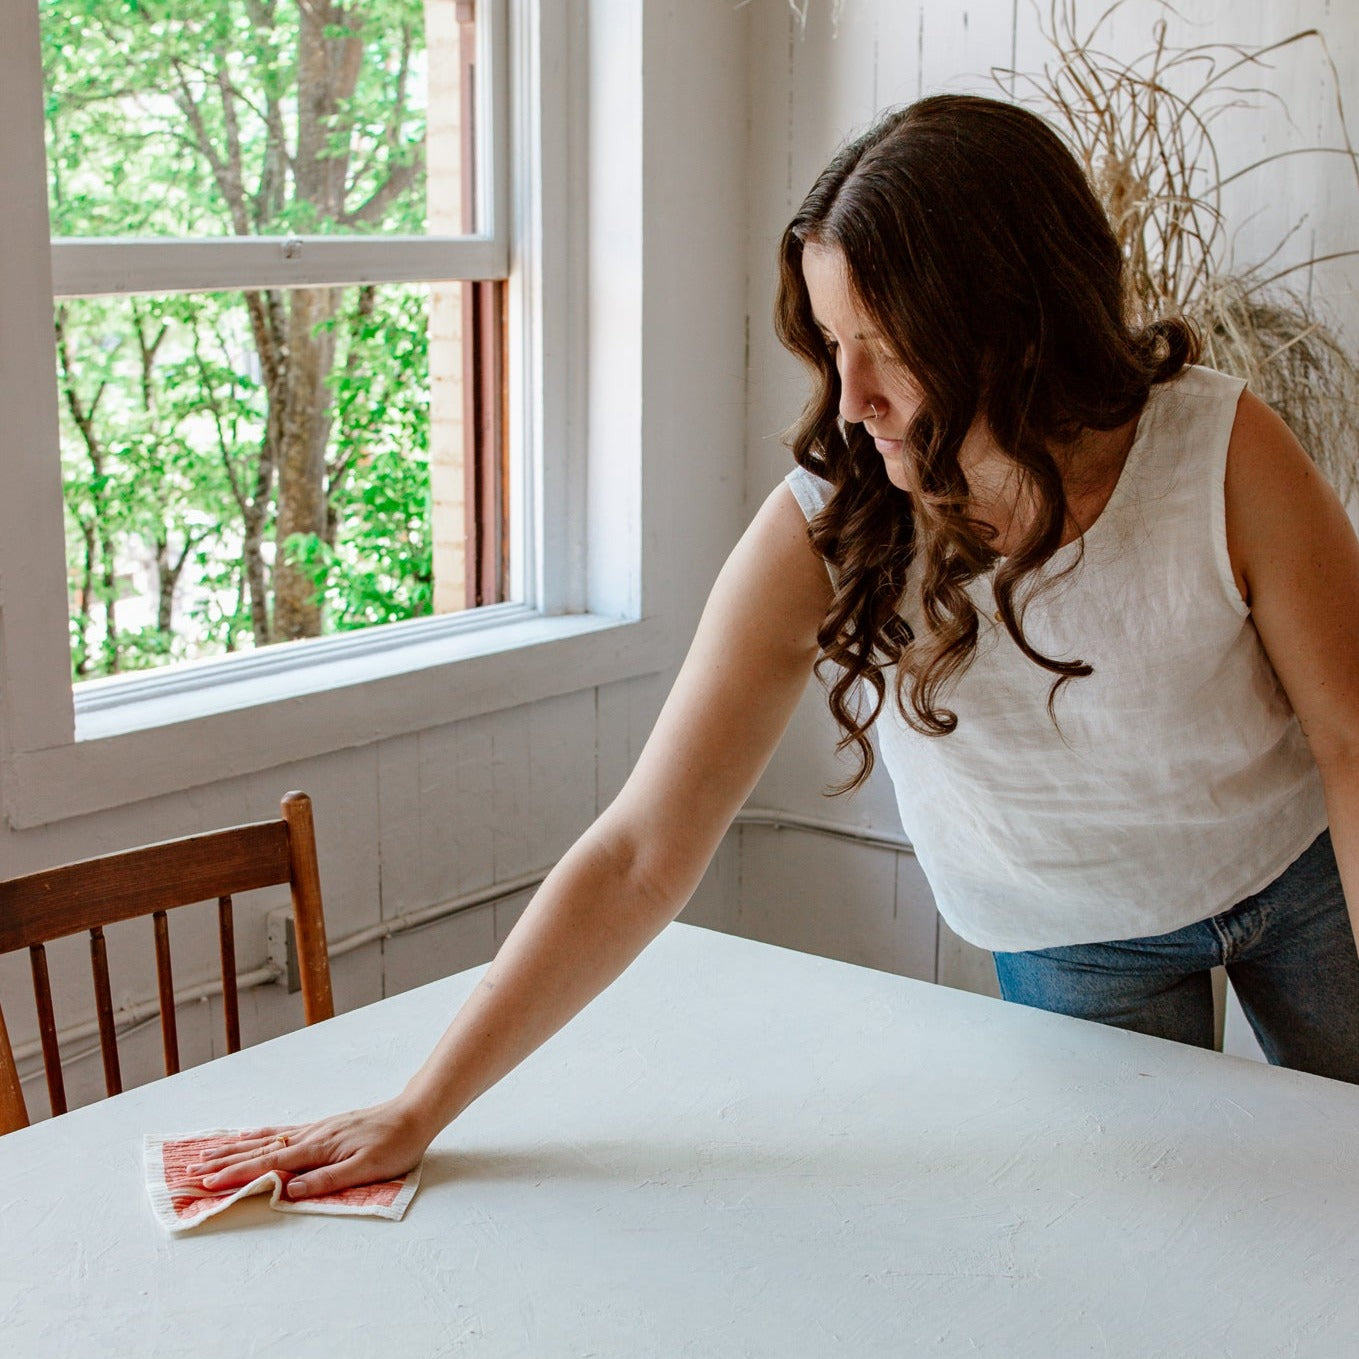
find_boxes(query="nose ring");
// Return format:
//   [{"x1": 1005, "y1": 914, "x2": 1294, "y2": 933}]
[{"x1": 868, "y1": 402, "x2": 880, "y2": 420}]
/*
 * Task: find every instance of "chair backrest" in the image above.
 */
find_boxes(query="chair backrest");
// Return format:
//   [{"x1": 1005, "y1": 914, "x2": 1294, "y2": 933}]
[{"x1": 0, "y1": 790, "x2": 333, "y2": 1134}]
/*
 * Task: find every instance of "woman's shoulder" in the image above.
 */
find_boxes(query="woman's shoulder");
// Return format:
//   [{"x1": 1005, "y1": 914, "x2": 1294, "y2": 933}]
[
  {"x1": 1222, "y1": 383, "x2": 1346, "y2": 606},
  {"x1": 1224, "y1": 385, "x2": 1325, "y2": 520}
]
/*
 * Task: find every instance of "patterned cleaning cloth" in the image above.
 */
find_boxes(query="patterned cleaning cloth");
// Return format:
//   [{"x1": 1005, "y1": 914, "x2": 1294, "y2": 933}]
[{"x1": 145, "y1": 1129, "x2": 421, "y2": 1231}]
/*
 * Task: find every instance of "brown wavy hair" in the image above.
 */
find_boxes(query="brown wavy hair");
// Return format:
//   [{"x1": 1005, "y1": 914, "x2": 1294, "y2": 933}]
[{"x1": 775, "y1": 94, "x2": 1197, "y2": 791}]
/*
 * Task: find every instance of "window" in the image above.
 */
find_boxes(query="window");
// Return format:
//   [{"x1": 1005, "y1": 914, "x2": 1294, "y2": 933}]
[
  {"x1": 0, "y1": 0, "x2": 662, "y2": 828},
  {"x1": 45, "y1": 0, "x2": 509, "y2": 681}
]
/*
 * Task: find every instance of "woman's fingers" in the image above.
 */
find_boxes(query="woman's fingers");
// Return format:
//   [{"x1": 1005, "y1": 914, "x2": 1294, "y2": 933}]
[
  {"x1": 198, "y1": 1147, "x2": 311, "y2": 1189},
  {"x1": 194, "y1": 1137, "x2": 320, "y2": 1190},
  {"x1": 188, "y1": 1128, "x2": 304, "y2": 1175},
  {"x1": 194, "y1": 1138, "x2": 292, "y2": 1168},
  {"x1": 225, "y1": 1125, "x2": 302, "y2": 1145}
]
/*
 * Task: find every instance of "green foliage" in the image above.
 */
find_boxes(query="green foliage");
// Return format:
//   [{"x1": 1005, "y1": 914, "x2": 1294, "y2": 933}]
[
  {"x1": 42, "y1": 0, "x2": 427, "y2": 237},
  {"x1": 43, "y1": 0, "x2": 443, "y2": 679}
]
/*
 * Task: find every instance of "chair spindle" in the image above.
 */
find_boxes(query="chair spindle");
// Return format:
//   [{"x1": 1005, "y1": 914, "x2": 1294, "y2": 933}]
[
  {"x1": 152, "y1": 911, "x2": 180, "y2": 1076},
  {"x1": 88, "y1": 927, "x2": 122, "y2": 1097},
  {"x1": 0, "y1": 1003, "x2": 28, "y2": 1134},
  {"x1": 28, "y1": 944, "x2": 67, "y2": 1117},
  {"x1": 217, "y1": 895, "x2": 241, "y2": 1054}
]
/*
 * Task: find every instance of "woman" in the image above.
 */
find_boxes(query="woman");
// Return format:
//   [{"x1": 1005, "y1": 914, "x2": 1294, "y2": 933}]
[{"x1": 195, "y1": 95, "x2": 1359, "y2": 1199}]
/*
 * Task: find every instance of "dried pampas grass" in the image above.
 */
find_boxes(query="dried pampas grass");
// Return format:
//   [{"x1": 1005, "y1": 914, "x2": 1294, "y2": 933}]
[{"x1": 1001, "y1": 0, "x2": 1359, "y2": 500}]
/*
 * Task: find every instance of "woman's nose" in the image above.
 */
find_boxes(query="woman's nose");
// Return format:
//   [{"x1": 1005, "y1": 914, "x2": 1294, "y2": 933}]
[{"x1": 838, "y1": 353, "x2": 882, "y2": 425}]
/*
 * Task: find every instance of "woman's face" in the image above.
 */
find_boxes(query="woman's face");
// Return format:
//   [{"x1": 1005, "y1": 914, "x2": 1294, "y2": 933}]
[
  {"x1": 801, "y1": 241, "x2": 999, "y2": 496},
  {"x1": 801, "y1": 241, "x2": 921, "y2": 492}
]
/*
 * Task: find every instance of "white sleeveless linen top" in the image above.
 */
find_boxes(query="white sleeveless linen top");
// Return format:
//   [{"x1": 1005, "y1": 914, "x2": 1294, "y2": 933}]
[{"x1": 786, "y1": 365, "x2": 1327, "y2": 951}]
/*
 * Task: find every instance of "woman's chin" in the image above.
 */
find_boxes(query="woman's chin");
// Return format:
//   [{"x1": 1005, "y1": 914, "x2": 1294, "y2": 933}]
[{"x1": 884, "y1": 466, "x2": 912, "y2": 494}]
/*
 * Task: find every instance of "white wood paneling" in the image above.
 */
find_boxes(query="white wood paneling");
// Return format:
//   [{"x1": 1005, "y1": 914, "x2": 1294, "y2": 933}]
[
  {"x1": 733, "y1": 824, "x2": 934, "y2": 981},
  {"x1": 593, "y1": 672, "x2": 669, "y2": 810},
  {"x1": 1223, "y1": 980, "x2": 1270, "y2": 1063},
  {"x1": 375, "y1": 732, "x2": 424, "y2": 920},
  {"x1": 382, "y1": 904, "x2": 500, "y2": 998},
  {"x1": 317, "y1": 947, "x2": 385, "y2": 1028},
  {"x1": 490, "y1": 690, "x2": 598, "y2": 879},
  {"x1": 915, "y1": 0, "x2": 1019, "y2": 99}
]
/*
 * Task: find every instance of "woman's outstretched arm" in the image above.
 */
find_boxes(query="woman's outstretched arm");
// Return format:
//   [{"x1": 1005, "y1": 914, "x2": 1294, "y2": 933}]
[{"x1": 193, "y1": 482, "x2": 833, "y2": 1198}]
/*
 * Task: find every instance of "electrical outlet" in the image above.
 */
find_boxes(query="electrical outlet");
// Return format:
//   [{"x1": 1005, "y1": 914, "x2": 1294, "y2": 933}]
[{"x1": 266, "y1": 908, "x2": 301, "y2": 994}]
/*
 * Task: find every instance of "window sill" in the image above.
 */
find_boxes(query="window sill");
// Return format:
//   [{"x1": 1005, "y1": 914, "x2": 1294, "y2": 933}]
[{"x1": 6, "y1": 609, "x2": 667, "y2": 829}]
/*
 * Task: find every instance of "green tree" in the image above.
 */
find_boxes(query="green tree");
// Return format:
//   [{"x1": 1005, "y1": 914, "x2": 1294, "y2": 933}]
[{"x1": 43, "y1": 0, "x2": 434, "y2": 675}]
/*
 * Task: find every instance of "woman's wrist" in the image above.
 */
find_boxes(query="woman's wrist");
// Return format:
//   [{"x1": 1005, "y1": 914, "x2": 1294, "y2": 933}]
[{"x1": 396, "y1": 1067, "x2": 471, "y2": 1143}]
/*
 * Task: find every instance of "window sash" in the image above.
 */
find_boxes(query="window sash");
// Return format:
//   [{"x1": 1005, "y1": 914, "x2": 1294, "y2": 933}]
[
  {"x1": 49, "y1": 0, "x2": 513, "y2": 687},
  {"x1": 49, "y1": 0, "x2": 510, "y2": 300},
  {"x1": 50, "y1": 236, "x2": 508, "y2": 298},
  {"x1": 73, "y1": 600, "x2": 534, "y2": 726}
]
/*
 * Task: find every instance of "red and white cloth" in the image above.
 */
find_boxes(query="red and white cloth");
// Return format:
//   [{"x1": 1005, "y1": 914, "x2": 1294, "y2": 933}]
[{"x1": 144, "y1": 1129, "x2": 421, "y2": 1232}]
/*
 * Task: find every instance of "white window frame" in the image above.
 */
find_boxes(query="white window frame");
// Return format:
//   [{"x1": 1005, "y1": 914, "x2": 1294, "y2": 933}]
[{"x1": 0, "y1": 0, "x2": 663, "y2": 829}]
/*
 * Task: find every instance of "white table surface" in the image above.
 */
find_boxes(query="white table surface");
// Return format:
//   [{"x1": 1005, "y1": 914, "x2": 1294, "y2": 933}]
[{"x1": 3, "y1": 922, "x2": 1357, "y2": 1358}]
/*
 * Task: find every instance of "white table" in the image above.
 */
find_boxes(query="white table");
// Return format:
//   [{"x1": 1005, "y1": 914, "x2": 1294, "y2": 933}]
[{"x1": 3, "y1": 923, "x2": 1357, "y2": 1357}]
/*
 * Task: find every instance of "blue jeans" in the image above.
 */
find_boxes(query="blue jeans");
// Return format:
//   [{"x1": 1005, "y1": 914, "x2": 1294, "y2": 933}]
[{"x1": 992, "y1": 830, "x2": 1359, "y2": 1083}]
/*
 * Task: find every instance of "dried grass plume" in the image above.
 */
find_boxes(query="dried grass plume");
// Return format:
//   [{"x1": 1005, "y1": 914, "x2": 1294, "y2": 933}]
[{"x1": 1000, "y1": 0, "x2": 1359, "y2": 500}]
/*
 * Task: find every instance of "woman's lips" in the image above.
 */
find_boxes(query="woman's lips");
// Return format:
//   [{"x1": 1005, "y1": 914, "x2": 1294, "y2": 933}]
[{"x1": 873, "y1": 436, "x2": 903, "y2": 456}]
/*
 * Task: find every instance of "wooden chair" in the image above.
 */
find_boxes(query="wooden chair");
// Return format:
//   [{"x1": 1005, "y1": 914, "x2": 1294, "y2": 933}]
[{"x1": 0, "y1": 790, "x2": 334, "y2": 1135}]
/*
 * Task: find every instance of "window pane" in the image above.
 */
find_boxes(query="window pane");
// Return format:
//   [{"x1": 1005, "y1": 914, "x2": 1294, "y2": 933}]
[
  {"x1": 41, "y1": 0, "x2": 481, "y2": 240},
  {"x1": 56, "y1": 281, "x2": 507, "y2": 681}
]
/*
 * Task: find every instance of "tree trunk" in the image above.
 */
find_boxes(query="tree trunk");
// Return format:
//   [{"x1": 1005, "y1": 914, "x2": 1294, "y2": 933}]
[
  {"x1": 242, "y1": 435, "x2": 276, "y2": 645},
  {"x1": 272, "y1": 285, "x2": 338, "y2": 639},
  {"x1": 156, "y1": 534, "x2": 198, "y2": 635},
  {"x1": 100, "y1": 533, "x2": 119, "y2": 675},
  {"x1": 74, "y1": 517, "x2": 96, "y2": 679},
  {"x1": 156, "y1": 534, "x2": 175, "y2": 633},
  {"x1": 269, "y1": 2, "x2": 361, "y2": 641}
]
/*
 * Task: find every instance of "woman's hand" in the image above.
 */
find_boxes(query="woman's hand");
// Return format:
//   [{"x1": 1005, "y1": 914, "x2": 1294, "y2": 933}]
[{"x1": 188, "y1": 1097, "x2": 435, "y2": 1200}]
